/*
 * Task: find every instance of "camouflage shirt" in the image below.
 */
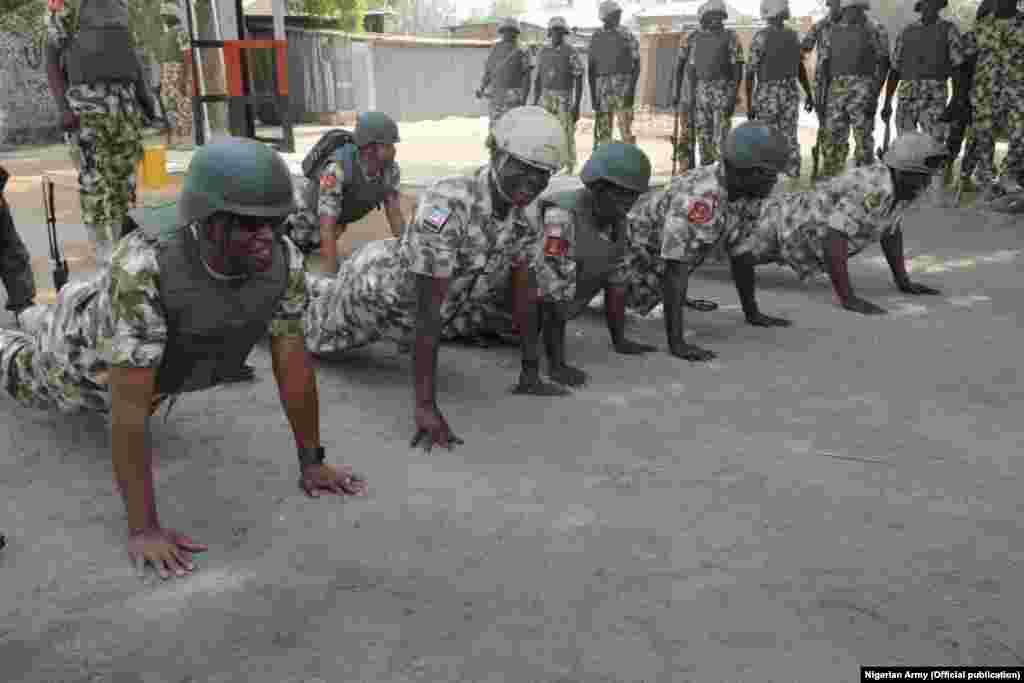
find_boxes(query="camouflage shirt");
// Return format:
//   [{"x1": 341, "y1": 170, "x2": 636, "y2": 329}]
[
  {"x1": 733, "y1": 163, "x2": 903, "y2": 279},
  {"x1": 96, "y1": 230, "x2": 308, "y2": 371},
  {"x1": 317, "y1": 152, "x2": 401, "y2": 221},
  {"x1": 401, "y1": 166, "x2": 574, "y2": 311}
]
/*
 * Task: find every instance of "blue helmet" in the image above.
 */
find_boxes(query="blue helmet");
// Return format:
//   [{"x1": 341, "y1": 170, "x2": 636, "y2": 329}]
[
  {"x1": 721, "y1": 122, "x2": 789, "y2": 172},
  {"x1": 580, "y1": 142, "x2": 652, "y2": 193}
]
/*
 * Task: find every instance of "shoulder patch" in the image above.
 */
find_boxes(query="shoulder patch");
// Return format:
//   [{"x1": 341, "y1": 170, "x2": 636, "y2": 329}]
[
  {"x1": 687, "y1": 198, "x2": 715, "y2": 225},
  {"x1": 422, "y1": 205, "x2": 453, "y2": 233},
  {"x1": 320, "y1": 173, "x2": 338, "y2": 190}
]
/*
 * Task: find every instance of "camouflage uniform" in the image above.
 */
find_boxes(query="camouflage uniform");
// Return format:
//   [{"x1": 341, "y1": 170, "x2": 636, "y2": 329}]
[
  {"x1": 535, "y1": 41, "x2": 585, "y2": 174},
  {"x1": 964, "y1": 13, "x2": 1024, "y2": 186},
  {"x1": 616, "y1": 165, "x2": 764, "y2": 314},
  {"x1": 891, "y1": 19, "x2": 967, "y2": 141},
  {"x1": 748, "y1": 26, "x2": 803, "y2": 177},
  {"x1": 304, "y1": 167, "x2": 575, "y2": 353},
  {"x1": 591, "y1": 26, "x2": 641, "y2": 146},
  {"x1": 818, "y1": 19, "x2": 889, "y2": 177},
  {"x1": 283, "y1": 156, "x2": 401, "y2": 255},
  {"x1": 802, "y1": 15, "x2": 838, "y2": 177},
  {"x1": 0, "y1": 232, "x2": 307, "y2": 414},
  {"x1": 732, "y1": 163, "x2": 903, "y2": 278},
  {"x1": 672, "y1": 37, "x2": 696, "y2": 168},
  {"x1": 482, "y1": 43, "x2": 533, "y2": 149},
  {"x1": 47, "y1": 8, "x2": 145, "y2": 267},
  {"x1": 689, "y1": 29, "x2": 745, "y2": 165}
]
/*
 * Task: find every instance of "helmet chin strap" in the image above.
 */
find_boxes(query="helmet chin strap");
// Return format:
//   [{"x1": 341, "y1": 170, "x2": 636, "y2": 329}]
[{"x1": 490, "y1": 154, "x2": 516, "y2": 204}]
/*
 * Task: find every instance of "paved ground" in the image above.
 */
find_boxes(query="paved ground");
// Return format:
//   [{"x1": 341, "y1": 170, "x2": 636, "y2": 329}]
[{"x1": 1, "y1": 119, "x2": 1023, "y2": 682}]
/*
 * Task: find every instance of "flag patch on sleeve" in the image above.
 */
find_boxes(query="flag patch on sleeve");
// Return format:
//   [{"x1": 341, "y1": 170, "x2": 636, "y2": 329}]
[{"x1": 422, "y1": 205, "x2": 452, "y2": 233}]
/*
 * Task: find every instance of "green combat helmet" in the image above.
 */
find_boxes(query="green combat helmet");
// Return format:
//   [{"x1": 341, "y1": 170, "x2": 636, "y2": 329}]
[
  {"x1": 580, "y1": 142, "x2": 652, "y2": 193},
  {"x1": 354, "y1": 111, "x2": 400, "y2": 147},
  {"x1": 882, "y1": 132, "x2": 947, "y2": 174},
  {"x1": 722, "y1": 121, "x2": 790, "y2": 172},
  {"x1": 179, "y1": 137, "x2": 295, "y2": 227},
  {"x1": 498, "y1": 17, "x2": 521, "y2": 34}
]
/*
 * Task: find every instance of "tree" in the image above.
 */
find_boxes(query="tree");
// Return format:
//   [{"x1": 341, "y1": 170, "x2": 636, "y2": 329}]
[
  {"x1": 289, "y1": 0, "x2": 368, "y2": 31},
  {"x1": 367, "y1": 0, "x2": 457, "y2": 35}
]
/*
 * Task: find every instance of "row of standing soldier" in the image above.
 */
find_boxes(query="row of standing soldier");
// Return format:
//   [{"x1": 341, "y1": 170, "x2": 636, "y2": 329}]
[{"x1": 479, "y1": 0, "x2": 1023, "y2": 198}]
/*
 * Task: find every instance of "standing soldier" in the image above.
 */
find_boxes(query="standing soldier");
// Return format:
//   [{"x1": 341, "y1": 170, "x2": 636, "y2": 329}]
[
  {"x1": 44, "y1": 0, "x2": 157, "y2": 267},
  {"x1": 477, "y1": 18, "x2": 533, "y2": 152},
  {"x1": 955, "y1": 0, "x2": 1024, "y2": 199},
  {"x1": 746, "y1": 0, "x2": 815, "y2": 179},
  {"x1": 533, "y1": 17, "x2": 585, "y2": 175},
  {"x1": 671, "y1": 29, "x2": 696, "y2": 170},
  {"x1": 801, "y1": 0, "x2": 843, "y2": 181},
  {"x1": 588, "y1": 0, "x2": 641, "y2": 147},
  {"x1": 0, "y1": 166, "x2": 37, "y2": 328},
  {"x1": 685, "y1": 0, "x2": 745, "y2": 166},
  {"x1": 283, "y1": 112, "x2": 405, "y2": 274},
  {"x1": 817, "y1": 0, "x2": 890, "y2": 177},
  {"x1": 880, "y1": 0, "x2": 967, "y2": 149}
]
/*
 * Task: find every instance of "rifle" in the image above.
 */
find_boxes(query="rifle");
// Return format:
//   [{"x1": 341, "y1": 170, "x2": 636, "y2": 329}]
[
  {"x1": 671, "y1": 101, "x2": 681, "y2": 177},
  {"x1": 42, "y1": 177, "x2": 69, "y2": 292},
  {"x1": 687, "y1": 75, "x2": 697, "y2": 171},
  {"x1": 811, "y1": 61, "x2": 830, "y2": 182}
]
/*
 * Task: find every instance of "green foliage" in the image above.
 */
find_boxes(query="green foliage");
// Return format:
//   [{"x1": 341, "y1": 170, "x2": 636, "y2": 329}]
[{"x1": 289, "y1": 0, "x2": 368, "y2": 31}]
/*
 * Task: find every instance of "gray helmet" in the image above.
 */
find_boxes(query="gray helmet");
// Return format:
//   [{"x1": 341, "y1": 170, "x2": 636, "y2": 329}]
[
  {"x1": 179, "y1": 137, "x2": 295, "y2": 227},
  {"x1": 721, "y1": 122, "x2": 789, "y2": 172},
  {"x1": 548, "y1": 16, "x2": 569, "y2": 31},
  {"x1": 354, "y1": 111, "x2": 400, "y2": 147},
  {"x1": 498, "y1": 17, "x2": 520, "y2": 33},
  {"x1": 581, "y1": 142, "x2": 652, "y2": 193},
  {"x1": 598, "y1": 0, "x2": 622, "y2": 20}
]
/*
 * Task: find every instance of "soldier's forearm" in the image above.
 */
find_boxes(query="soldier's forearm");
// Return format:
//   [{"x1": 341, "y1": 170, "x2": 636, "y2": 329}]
[
  {"x1": 110, "y1": 369, "x2": 160, "y2": 533},
  {"x1": 270, "y1": 335, "x2": 321, "y2": 453},
  {"x1": 385, "y1": 204, "x2": 405, "y2": 238},
  {"x1": 414, "y1": 274, "x2": 448, "y2": 408},
  {"x1": 663, "y1": 260, "x2": 690, "y2": 348}
]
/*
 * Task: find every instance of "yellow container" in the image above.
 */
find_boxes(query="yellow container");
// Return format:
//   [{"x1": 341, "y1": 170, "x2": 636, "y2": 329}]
[{"x1": 138, "y1": 145, "x2": 169, "y2": 189}]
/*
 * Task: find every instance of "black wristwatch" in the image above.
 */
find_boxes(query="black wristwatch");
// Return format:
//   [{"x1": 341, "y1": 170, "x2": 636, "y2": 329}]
[{"x1": 297, "y1": 446, "x2": 326, "y2": 468}]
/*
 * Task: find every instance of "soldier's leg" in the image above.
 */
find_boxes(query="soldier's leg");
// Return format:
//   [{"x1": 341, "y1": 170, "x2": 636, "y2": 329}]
[
  {"x1": 919, "y1": 84, "x2": 949, "y2": 144},
  {"x1": 971, "y1": 81, "x2": 998, "y2": 186},
  {"x1": 72, "y1": 114, "x2": 110, "y2": 265},
  {"x1": 93, "y1": 111, "x2": 145, "y2": 265},
  {"x1": 594, "y1": 110, "x2": 613, "y2": 147},
  {"x1": 851, "y1": 80, "x2": 875, "y2": 166},
  {"x1": 894, "y1": 81, "x2": 919, "y2": 134},
  {"x1": 715, "y1": 83, "x2": 734, "y2": 163},
  {"x1": 618, "y1": 107, "x2": 636, "y2": 146},
  {"x1": 775, "y1": 84, "x2": 802, "y2": 178},
  {"x1": 998, "y1": 94, "x2": 1024, "y2": 186},
  {"x1": 0, "y1": 198, "x2": 36, "y2": 317},
  {"x1": 823, "y1": 82, "x2": 851, "y2": 177}
]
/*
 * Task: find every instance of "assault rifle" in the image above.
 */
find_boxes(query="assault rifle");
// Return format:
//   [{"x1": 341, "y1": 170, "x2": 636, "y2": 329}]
[
  {"x1": 811, "y1": 60, "x2": 830, "y2": 183},
  {"x1": 42, "y1": 177, "x2": 69, "y2": 292}
]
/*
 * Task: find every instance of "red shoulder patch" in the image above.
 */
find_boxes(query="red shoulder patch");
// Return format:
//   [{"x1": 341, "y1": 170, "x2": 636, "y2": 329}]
[
  {"x1": 319, "y1": 174, "x2": 337, "y2": 190},
  {"x1": 687, "y1": 198, "x2": 714, "y2": 225}
]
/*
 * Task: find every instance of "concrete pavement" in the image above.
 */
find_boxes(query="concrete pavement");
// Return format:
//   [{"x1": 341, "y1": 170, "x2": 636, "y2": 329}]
[{"x1": 1, "y1": 174, "x2": 1023, "y2": 682}]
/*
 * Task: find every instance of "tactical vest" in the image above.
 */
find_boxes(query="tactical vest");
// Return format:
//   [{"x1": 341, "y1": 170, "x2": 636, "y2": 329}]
[
  {"x1": 829, "y1": 24, "x2": 876, "y2": 77},
  {"x1": 541, "y1": 189, "x2": 626, "y2": 291},
  {"x1": 302, "y1": 144, "x2": 395, "y2": 225},
  {"x1": 486, "y1": 42, "x2": 527, "y2": 91},
  {"x1": 899, "y1": 22, "x2": 951, "y2": 80},
  {"x1": 65, "y1": 0, "x2": 143, "y2": 85},
  {"x1": 589, "y1": 28, "x2": 635, "y2": 77},
  {"x1": 538, "y1": 44, "x2": 575, "y2": 92},
  {"x1": 143, "y1": 221, "x2": 289, "y2": 396},
  {"x1": 758, "y1": 27, "x2": 801, "y2": 82},
  {"x1": 690, "y1": 30, "x2": 734, "y2": 81}
]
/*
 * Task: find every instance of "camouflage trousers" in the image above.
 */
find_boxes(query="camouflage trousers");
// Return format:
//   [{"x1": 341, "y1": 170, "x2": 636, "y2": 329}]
[
  {"x1": 304, "y1": 240, "x2": 510, "y2": 354},
  {"x1": 66, "y1": 82, "x2": 145, "y2": 267},
  {"x1": 971, "y1": 78, "x2": 1024, "y2": 185},
  {"x1": 485, "y1": 88, "x2": 528, "y2": 152},
  {"x1": 0, "y1": 274, "x2": 112, "y2": 415},
  {"x1": 0, "y1": 198, "x2": 36, "y2": 313},
  {"x1": 895, "y1": 79, "x2": 949, "y2": 142},
  {"x1": 822, "y1": 76, "x2": 878, "y2": 178},
  {"x1": 593, "y1": 74, "x2": 636, "y2": 147},
  {"x1": 694, "y1": 80, "x2": 736, "y2": 166},
  {"x1": 282, "y1": 176, "x2": 321, "y2": 255},
  {"x1": 671, "y1": 111, "x2": 694, "y2": 171},
  {"x1": 753, "y1": 79, "x2": 802, "y2": 177},
  {"x1": 539, "y1": 90, "x2": 578, "y2": 174}
]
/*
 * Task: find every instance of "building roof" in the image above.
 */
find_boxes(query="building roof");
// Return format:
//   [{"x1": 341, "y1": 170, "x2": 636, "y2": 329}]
[
  {"x1": 518, "y1": 2, "x2": 647, "y2": 31},
  {"x1": 632, "y1": 0, "x2": 748, "y2": 20}
]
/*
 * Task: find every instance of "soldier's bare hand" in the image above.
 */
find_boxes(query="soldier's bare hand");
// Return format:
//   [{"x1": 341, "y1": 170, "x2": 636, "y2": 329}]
[
  {"x1": 669, "y1": 342, "x2": 716, "y2": 363},
  {"x1": 127, "y1": 527, "x2": 208, "y2": 581},
  {"x1": 613, "y1": 338, "x2": 657, "y2": 355},
  {"x1": 411, "y1": 406, "x2": 464, "y2": 453},
  {"x1": 745, "y1": 312, "x2": 792, "y2": 327},
  {"x1": 898, "y1": 281, "x2": 940, "y2": 296},
  {"x1": 300, "y1": 463, "x2": 368, "y2": 498},
  {"x1": 842, "y1": 296, "x2": 887, "y2": 315},
  {"x1": 511, "y1": 370, "x2": 572, "y2": 396},
  {"x1": 549, "y1": 363, "x2": 588, "y2": 387}
]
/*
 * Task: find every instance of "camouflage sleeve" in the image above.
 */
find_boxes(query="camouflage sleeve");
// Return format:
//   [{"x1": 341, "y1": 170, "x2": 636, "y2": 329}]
[
  {"x1": 316, "y1": 160, "x2": 346, "y2": 220},
  {"x1": 520, "y1": 47, "x2": 534, "y2": 74},
  {"x1": 891, "y1": 27, "x2": 905, "y2": 67},
  {"x1": 946, "y1": 22, "x2": 968, "y2": 67},
  {"x1": 626, "y1": 28, "x2": 641, "y2": 65},
  {"x1": 730, "y1": 31, "x2": 745, "y2": 65},
  {"x1": 404, "y1": 197, "x2": 464, "y2": 278},
  {"x1": 660, "y1": 191, "x2": 720, "y2": 265},
  {"x1": 102, "y1": 236, "x2": 168, "y2": 368},
  {"x1": 748, "y1": 31, "x2": 765, "y2": 76},
  {"x1": 269, "y1": 237, "x2": 309, "y2": 338},
  {"x1": 535, "y1": 206, "x2": 577, "y2": 303}
]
